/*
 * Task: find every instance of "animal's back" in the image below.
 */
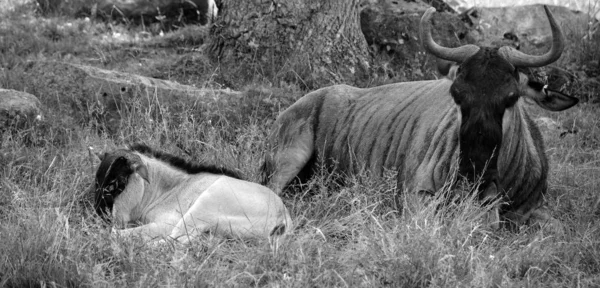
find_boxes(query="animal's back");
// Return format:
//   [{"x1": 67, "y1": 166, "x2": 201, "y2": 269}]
[
  {"x1": 304, "y1": 79, "x2": 459, "y2": 192},
  {"x1": 265, "y1": 77, "x2": 553, "y2": 218},
  {"x1": 196, "y1": 176, "x2": 293, "y2": 237}
]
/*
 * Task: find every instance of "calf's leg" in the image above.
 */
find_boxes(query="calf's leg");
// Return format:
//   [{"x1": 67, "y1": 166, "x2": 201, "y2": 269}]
[{"x1": 167, "y1": 178, "x2": 291, "y2": 244}]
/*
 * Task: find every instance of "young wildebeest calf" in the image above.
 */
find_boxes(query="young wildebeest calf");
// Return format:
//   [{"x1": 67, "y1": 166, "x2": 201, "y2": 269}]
[{"x1": 91, "y1": 143, "x2": 292, "y2": 244}]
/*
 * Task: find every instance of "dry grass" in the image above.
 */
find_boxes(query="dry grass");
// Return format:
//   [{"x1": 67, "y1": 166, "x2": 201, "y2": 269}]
[{"x1": 1, "y1": 3, "x2": 600, "y2": 287}]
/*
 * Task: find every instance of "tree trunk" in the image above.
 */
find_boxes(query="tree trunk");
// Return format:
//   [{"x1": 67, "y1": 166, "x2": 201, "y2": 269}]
[{"x1": 208, "y1": 0, "x2": 370, "y2": 88}]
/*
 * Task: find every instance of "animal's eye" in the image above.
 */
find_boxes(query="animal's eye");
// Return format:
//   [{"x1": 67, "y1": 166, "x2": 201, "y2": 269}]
[
  {"x1": 505, "y1": 92, "x2": 519, "y2": 107},
  {"x1": 450, "y1": 86, "x2": 463, "y2": 105}
]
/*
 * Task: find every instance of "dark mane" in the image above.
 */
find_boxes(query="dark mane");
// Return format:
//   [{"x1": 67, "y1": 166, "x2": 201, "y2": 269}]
[{"x1": 128, "y1": 143, "x2": 244, "y2": 180}]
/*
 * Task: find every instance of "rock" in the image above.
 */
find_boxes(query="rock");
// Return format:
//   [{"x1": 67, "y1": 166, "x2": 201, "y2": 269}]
[
  {"x1": 361, "y1": 0, "x2": 470, "y2": 51},
  {"x1": 361, "y1": 6, "x2": 471, "y2": 51},
  {"x1": 360, "y1": 0, "x2": 455, "y2": 14},
  {"x1": 20, "y1": 61, "x2": 241, "y2": 134},
  {"x1": 447, "y1": 0, "x2": 600, "y2": 20},
  {"x1": 461, "y1": 4, "x2": 592, "y2": 55},
  {"x1": 93, "y1": 0, "x2": 217, "y2": 25},
  {"x1": 360, "y1": 0, "x2": 473, "y2": 79},
  {"x1": 422, "y1": 0, "x2": 456, "y2": 13},
  {"x1": 360, "y1": 1, "x2": 593, "y2": 84},
  {"x1": 0, "y1": 89, "x2": 42, "y2": 130}
]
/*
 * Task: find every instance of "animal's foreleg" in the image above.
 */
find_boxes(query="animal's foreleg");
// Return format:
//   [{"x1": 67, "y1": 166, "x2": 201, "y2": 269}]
[
  {"x1": 168, "y1": 221, "x2": 212, "y2": 245},
  {"x1": 529, "y1": 208, "x2": 563, "y2": 233},
  {"x1": 112, "y1": 223, "x2": 173, "y2": 241},
  {"x1": 167, "y1": 206, "x2": 214, "y2": 244},
  {"x1": 481, "y1": 181, "x2": 501, "y2": 230}
]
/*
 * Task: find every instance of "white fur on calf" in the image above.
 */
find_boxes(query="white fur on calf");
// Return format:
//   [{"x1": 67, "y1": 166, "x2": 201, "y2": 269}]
[
  {"x1": 112, "y1": 172, "x2": 146, "y2": 228},
  {"x1": 166, "y1": 177, "x2": 291, "y2": 244},
  {"x1": 103, "y1": 146, "x2": 293, "y2": 244}
]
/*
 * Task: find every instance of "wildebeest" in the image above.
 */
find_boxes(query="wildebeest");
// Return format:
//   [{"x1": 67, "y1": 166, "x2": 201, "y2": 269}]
[
  {"x1": 92, "y1": 143, "x2": 292, "y2": 243},
  {"x1": 261, "y1": 6, "x2": 578, "y2": 227}
]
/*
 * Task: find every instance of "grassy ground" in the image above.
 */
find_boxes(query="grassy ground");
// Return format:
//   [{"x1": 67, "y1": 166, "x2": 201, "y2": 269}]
[{"x1": 1, "y1": 2, "x2": 600, "y2": 287}]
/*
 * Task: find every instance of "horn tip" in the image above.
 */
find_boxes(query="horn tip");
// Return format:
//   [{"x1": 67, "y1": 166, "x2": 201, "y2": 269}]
[
  {"x1": 542, "y1": 5, "x2": 554, "y2": 17},
  {"x1": 422, "y1": 7, "x2": 436, "y2": 22}
]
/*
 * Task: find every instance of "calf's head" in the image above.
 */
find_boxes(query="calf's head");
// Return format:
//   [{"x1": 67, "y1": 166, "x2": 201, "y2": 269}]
[{"x1": 94, "y1": 149, "x2": 149, "y2": 223}]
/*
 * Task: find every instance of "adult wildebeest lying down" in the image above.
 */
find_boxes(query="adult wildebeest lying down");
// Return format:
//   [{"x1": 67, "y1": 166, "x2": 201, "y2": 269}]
[
  {"x1": 92, "y1": 143, "x2": 292, "y2": 244},
  {"x1": 262, "y1": 6, "x2": 578, "y2": 228}
]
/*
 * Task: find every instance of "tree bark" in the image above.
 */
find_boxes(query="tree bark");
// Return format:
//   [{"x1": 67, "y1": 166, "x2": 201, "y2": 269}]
[{"x1": 208, "y1": 0, "x2": 370, "y2": 88}]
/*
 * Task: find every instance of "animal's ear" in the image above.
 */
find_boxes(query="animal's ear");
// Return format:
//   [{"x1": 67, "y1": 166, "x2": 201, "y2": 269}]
[
  {"x1": 521, "y1": 81, "x2": 579, "y2": 111},
  {"x1": 132, "y1": 163, "x2": 149, "y2": 183},
  {"x1": 88, "y1": 146, "x2": 105, "y2": 162},
  {"x1": 437, "y1": 59, "x2": 458, "y2": 80},
  {"x1": 95, "y1": 151, "x2": 106, "y2": 162},
  {"x1": 535, "y1": 89, "x2": 579, "y2": 111}
]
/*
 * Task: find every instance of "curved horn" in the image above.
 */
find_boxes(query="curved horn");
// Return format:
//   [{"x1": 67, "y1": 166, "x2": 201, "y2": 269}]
[
  {"x1": 420, "y1": 7, "x2": 480, "y2": 62},
  {"x1": 498, "y1": 6, "x2": 564, "y2": 67}
]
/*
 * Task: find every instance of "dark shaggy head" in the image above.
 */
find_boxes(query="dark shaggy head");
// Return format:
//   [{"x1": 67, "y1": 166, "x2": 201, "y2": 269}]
[
  {"x1": 94, "y1": 149, "x2": 135, "y2": 221},
  {"x1": 450, "y1": 48, "x2": 520, "y2": 200}
]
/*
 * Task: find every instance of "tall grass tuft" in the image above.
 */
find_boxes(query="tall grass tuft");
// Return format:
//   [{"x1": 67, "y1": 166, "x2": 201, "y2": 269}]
[{"x1": 1, "y1": 74, "x2": 599, "y2": 286}]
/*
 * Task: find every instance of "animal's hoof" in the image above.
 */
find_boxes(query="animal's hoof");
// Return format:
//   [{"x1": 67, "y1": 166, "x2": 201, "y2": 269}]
[
  {"x1": 530, "y1": 209, "x2": 565, "y2": 234},
  {"x1": 483, "y1": 206, "x2": 501, "y2": 230}
]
